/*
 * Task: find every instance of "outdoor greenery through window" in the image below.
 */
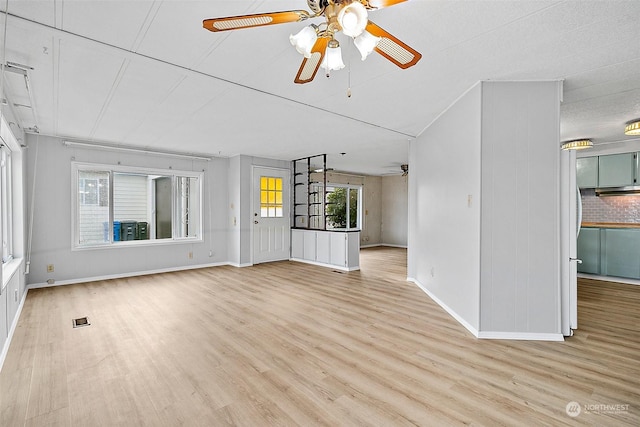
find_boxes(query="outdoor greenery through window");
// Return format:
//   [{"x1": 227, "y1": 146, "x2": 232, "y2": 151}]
[
  {"x1": 326, "y1": 185, "x2": 361, "y2": 230},
  {"x1": 74, "y1": 163, "x2": 202, "y2": 247}
]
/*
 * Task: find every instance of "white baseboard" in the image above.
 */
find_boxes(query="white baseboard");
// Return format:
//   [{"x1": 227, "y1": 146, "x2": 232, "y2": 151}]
[
  {"x1": 360, "y1": 243, "x2": 408, "y2": 249},
  {"x1": 408, "y1": 277, "x2": 479, "y2": 338},
  {"x1": 27, "y1": 261, "x2": 230, "y2": 289},
  {"x1": 477, "y1": 331, "x2": 564, "y2": 341},
  {"x1": 0, "y1": 288, "x2": 28, "y2": 372},
  {"x1": 407, "y1": 278, "x2": 564, "y2": 342},
  {"x1": 290, "y1": 258, "x2": 360, "y2": 272},
  {"x1": 227, "y1": 262, "x2": 253, "y2": 268}
]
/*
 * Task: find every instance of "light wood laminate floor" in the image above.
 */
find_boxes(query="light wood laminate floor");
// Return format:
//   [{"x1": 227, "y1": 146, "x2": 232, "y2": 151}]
[{"x1": 1, "y1": 247, "x2": 639, "y2": 426}]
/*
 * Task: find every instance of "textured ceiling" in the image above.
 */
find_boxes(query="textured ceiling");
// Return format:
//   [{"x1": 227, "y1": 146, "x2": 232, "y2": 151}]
[{"x1": 2, "y1": 0, "x2": 640, "y2": 175}]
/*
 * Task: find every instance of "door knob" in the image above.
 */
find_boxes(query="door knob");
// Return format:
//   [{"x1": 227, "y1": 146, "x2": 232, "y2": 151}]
[
  {"x1": 254, "y1": 220, "x2": 259, "y2": 224},
  {"x1": 569, "y1": 257, "x2": 582, "y2": 264}
]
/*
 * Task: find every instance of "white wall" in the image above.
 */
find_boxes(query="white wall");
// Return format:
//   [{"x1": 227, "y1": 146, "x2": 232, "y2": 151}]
[
  {"x1": 409, "y1": 81, "x2": 562, "y2": 339},
  {"x1": 409, "y1": 83, "x2": 483, "y2": 331},
  {"x1": 25, "y1": 135, "x2": 229, "y2": 285},
  {"x1": 381, "y1": 175, "x2": 408, "y2": 247}
]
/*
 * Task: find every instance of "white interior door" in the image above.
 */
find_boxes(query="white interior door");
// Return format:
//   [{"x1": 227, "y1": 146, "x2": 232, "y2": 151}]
[{"x1": 253, "y1": 167, "x2": 290, "y2": 264}]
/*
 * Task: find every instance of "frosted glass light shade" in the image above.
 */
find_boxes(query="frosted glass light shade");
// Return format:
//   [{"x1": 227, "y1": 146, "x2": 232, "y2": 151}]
[
  {"x1": 321, "y1": 45, "x2": 345, "y2": 71},
  {"x1": 338, "y1": 2, "x2": 368, "y2": 37},
  {"x1": 290, "y1": 26, "x2": 318, "y2": 58},
  {"x1": 354, "y1": 30, "x2": 380, "y2": 60}
]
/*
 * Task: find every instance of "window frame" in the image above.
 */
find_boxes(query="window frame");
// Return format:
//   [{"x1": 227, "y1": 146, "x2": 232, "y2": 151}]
[
  {"x1": 1, "y1": 144, "x2": 13, "y2": 264},
  {"x1": 71, "y1": 162, "x2": 204, "y2": 250},
  {"x1": 325, "y1": 182, "x2": 362, "y2": 231}
]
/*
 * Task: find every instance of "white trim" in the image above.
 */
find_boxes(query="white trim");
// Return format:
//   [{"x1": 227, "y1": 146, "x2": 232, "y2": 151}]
[
  {"x1": 0, "y1": 287, "x2": 28, "y2": 373},
  {"x1": 408, "y1": 277, "x2": 479, "y2": 338},
  {"x1": 227, "y1": 262, "x2": 253, "y2": 268},
  {"x1": 477, "y1": 331, "x2": 564, "y2": 341},
  {"x1": 27, "y1": 261, "x2": 230, "y2": 289},
  {"x1": 290, "y1": 257, "x2": 360, "y2": 272},
  {"x1": 2, "y1": 256, "x2": 23, "y2": 290},
  {"x1": 360, "y1": 243, "x2": 407, "y2": 249},
  {"x1": 409, "y1": 277, "x2": 565, "y2": 341}
]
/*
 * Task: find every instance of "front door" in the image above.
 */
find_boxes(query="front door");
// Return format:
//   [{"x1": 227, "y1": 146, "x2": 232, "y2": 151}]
[{"x1": 253, "y1": 167, "x2": 290, "y2": 264}]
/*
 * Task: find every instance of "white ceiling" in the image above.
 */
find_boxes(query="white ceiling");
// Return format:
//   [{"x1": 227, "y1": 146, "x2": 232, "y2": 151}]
[{"x1": 2, "y1": 0, "x2": 640, "y2": 175}]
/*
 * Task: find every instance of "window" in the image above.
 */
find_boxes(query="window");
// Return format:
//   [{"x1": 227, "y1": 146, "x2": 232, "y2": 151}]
[
  {"x1": 1, "y1": 145, "x2": 13, "y2": 263},
  {"x1": 326, "y1": 184, "x2": 361, "y2": 230},
  {"x1": 73, "y1": 163, "x2": 203, "y2": 248},
  {"x1": 260, "y1": 176, "x2": 283, "y2": 218}
]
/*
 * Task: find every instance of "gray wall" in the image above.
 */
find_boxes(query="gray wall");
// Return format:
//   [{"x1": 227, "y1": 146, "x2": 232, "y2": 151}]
[
  {"x1": 409, "y1": 81, "x2": 562, "y2": 338},
  {"x1": 227, "y1": 155, "x2": 290, "y2": 267},
  {"x1": 381, "y1": 175, "x2": 408, "y2": 247},
  {"x1": 25, "y1": 135, "x2": 229, "y2": 285},
  {"x1": 479, "y1": 81, "x2": 561, "y2": 335}
]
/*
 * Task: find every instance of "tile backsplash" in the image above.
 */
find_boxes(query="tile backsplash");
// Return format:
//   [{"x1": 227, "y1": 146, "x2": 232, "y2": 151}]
[{"x1": 581, "y1": 189, "x2": 640, "y2": 223}]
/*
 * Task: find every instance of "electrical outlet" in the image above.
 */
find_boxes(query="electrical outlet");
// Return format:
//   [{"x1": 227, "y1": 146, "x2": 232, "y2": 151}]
[
  {"x1": 47, "y1": 264, "x2": 54, "y2": 273},
  {"x1": 188, "y1": 252, "x2": 193, "y2": 259}
]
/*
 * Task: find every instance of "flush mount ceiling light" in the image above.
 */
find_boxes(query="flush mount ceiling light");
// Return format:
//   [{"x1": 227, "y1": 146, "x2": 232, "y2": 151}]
[
  {"x1": 561, "y1": 139, "x2": 593, "y2": 150},
  {"x1": 625, "y1": 119, "x2": 640, "y2": 136},
  {"x1": 203, "y1": 0, "x2": 421, "y2": 84}
]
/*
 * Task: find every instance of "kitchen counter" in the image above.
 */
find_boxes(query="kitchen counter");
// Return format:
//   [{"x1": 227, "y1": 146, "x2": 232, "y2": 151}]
[{"x1": 581, "y1": 222, "x2": 640, "y2": 229}]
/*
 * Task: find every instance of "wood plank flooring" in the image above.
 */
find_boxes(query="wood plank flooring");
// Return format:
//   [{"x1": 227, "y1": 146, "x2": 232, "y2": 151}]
[{"x1": 1, "y1": 247, "x2": 639, "y2": 426}]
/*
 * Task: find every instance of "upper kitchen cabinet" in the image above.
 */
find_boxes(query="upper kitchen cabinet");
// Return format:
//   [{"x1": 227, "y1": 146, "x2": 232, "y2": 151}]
[
  {"x1": 576, "y1": 157, "x2": 598, "y2": 188},
  {"x1": 597, "y1": 153, "x2": 637, "y2": 188}
]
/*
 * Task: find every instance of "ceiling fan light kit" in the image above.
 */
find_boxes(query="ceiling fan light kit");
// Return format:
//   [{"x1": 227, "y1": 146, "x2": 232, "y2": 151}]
[
  {"x1": 354, "y1": 31, "x2": 381, "y2": 60},
  {"x1": 625, "y1": 119, "x2": 640, "y2": 136},
  {"x1": 290, "y1": 26, "x2": 319, "y2": 57},
  {"x1": 321, "y1": 39, "x2": 346, "y2": 71},
  {"x1": 203, "y1": 0, "x2": 422, "y2": 84}
]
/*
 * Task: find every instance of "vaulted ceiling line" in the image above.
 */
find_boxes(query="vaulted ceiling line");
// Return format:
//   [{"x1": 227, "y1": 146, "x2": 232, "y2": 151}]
[{"x1": 5, "y1": 11, "x2": 416, "y2": 140}]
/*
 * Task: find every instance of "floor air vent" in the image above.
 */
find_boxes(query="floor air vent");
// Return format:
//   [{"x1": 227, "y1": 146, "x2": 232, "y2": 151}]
[{"x1": 73, "y1": 317, "x2": 90, "y2": 328}]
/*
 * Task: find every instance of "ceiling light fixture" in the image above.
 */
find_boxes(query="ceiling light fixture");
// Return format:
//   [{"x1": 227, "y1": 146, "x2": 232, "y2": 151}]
[
  {"x1": 561, "y1": 139, "x2": 593, "y2": 150},
  {"x1": 337, "y1": 1, "x2": 368, "y2": 37},
  {"x1": 203, "y1": 1, "x2": 422, "y2": 84},
  {"x1": 290, "y1": 25, "x2": 318, "y2": 57},
  {"x1": 354, "y1": 30, "x2": 381, "y2": 60},
  {"x1": 321, "y1": 38, "x2": 345, "y2": 72},
  {"x1": 625, "y1": 119, "x2": 640, "y2": 136}
]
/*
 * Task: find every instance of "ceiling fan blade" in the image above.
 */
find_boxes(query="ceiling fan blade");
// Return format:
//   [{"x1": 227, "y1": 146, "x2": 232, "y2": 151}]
[
  {"x1": 203, "y1": 10, "x2": 310, "y2": 32},
  {"x1": 363, "y1": 0, "x2": 408, "y2": 9},
  {"x1": 366, "y1": 21, "x2": 422, "y2": 69},
  {"x1": 294, "y1": 37, "x2": 329, "y2": 84}
]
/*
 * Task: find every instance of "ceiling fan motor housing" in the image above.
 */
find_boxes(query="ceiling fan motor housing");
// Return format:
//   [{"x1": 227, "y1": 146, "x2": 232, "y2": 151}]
[{"x1": 307, "y1": 0, "x2": 331, "y2": 14}]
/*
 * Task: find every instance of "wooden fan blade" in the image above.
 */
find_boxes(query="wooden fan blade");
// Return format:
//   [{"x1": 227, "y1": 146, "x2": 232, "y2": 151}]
[
  {"x1": 294, "y1": 37, "x2": 329, "y2": 84},
  {"x1": 203, "y1": 10, "x2": 310, "y2": 32},
  {"x1": 363, "y1": 0, "x2": 408, "y2": 9},
  {"x1": 365, "y1": 21, "x2": 421, "y2": 69}
]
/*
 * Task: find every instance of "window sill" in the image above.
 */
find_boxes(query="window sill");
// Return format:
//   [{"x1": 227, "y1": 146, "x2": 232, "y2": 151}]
[
  {"x1": 72, "y1": 237, "x2": 203, "y2": 251},
  {"x1": 2, "y1": 257, "x2": 23, "y2": 290}
]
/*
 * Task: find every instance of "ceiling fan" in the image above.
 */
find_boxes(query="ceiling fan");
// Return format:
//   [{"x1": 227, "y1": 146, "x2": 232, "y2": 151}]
[{"x1": 203, "y1": 0, "x2": 422, "y2": 84}]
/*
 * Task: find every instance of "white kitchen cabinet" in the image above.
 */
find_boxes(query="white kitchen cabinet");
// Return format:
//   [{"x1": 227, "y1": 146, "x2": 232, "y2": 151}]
[{"x1": 291, "y1": 229, "x2": 360, "y2": 271}]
